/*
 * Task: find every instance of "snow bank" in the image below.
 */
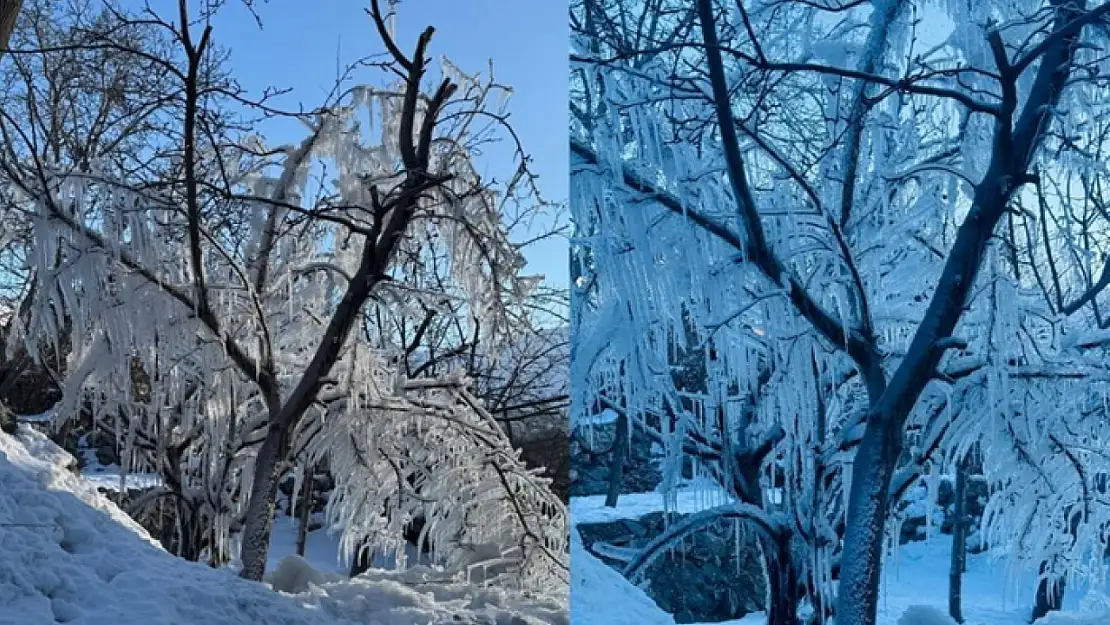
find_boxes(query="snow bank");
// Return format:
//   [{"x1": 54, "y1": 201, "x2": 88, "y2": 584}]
[
  {"x1": 1035, "y1": 611, "x2": 1110, "y2": 625},
  {"x1": 570, "y1": 528, "x2": 674, "y2": 625},
  {"x1": 0, "y1": 426, "x2": 336, "y2": 625},
  {"x1": 0, "y1": 426, "x2": 569, "y2": 625},
  {"x1": 897, "y1": 606, "x2": 958, "y2": 625},
  {"x1": 266, "y1": 555, "x2": 345, "y2": 594}
]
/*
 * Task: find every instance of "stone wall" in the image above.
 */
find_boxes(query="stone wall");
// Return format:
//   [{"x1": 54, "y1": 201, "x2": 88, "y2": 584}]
[{"x1": 570, "y1": 420, "x2": 661, "y2": 497}]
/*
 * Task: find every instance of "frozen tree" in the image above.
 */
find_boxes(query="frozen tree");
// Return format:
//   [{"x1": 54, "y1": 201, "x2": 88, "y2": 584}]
[
  {"x1": 0, "y1": 0, "x2": 175, "y2": 433},
  {"x1": 3, "y1": 0, "x2": 567, "y2": 590},
  {"x1": 571, "y1": 0, "x2": 1110, "y2": 623}
]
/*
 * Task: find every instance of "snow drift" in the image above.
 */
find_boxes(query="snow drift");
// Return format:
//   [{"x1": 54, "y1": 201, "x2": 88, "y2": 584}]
[{"x1": 0, "y1": 426, "x2": 335, "y2": 625}]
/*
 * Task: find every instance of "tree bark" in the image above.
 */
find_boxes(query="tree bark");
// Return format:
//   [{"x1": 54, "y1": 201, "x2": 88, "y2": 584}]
[
  {"x1": 764, "y1": 533, "x2": 800, "y2": 625},
  {"x1": 176, "y1": 498, "x2": 202, "y2": 562},
  {"x1": 834, "y1": 3, "x2": 1085, "y2": 621},
  {"x1": 295, "y1": 466, "x2": 313, "y2": 557},
  {"x1": 0, "y1": 0, "x2": 20, "y2": 62},
  {"x1": 0, "y1": 403, "x2": 16, "y2": 434},
  {"x1": 949, "y1": 457, "x2": 970, "y2": 623},
  {"x1": 238, "y1": 428, "x2": 286, "y2": 580},
  {"x1": 604, "y1": 409, "x2": 628, "y2": 507}
]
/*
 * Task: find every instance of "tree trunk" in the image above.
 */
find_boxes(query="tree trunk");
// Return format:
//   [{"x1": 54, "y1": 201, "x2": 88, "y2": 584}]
[
  {"x1": 764, "y1": 533, "x2": 800, "y2": 625},
  {"x1": 0, "y1": 0, "x2": 21, "y2": 63},
  {"x1": 949, "y1": 457, "x2": 969, "y2": 623},
  {"x1": 833, "y1": 7, "x2": 1083, "y2": 613},
  {"x1": 176, "y1": 498, "x2": 202, "y2": 562},
  {"x1": 238, "y1": 427, "x2": 285, "y2": 580},
  {"x1": 233, "y1": 40, "x2": 439, "y2": 579},
  {"x1": 295, "y1": 466, "x2": 313, "y2": 557},
  {"x1": 1032, "y1": 499, "x2": 1082, "y2": 621},
  {"x1": 605, "y1": 409, "x2": 628, "y2": 507},
  {"x1": 834, "y1": 424, "x2": 904, "y2": 625},
  {"x1": 164, "y1": 450, "x2": 202, "y2": 562},
  {"x1": 209, "y1": 524, "x2": 231, "y2": 568}
]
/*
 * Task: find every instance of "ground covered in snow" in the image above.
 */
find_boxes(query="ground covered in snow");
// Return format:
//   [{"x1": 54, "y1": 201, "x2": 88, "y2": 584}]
[
  {"x1": 0, "y1": 426, "x2": 567, "y2": 625},
  {"x1": 570, "y1": 491, "x2": 1110, "y2": 625}
]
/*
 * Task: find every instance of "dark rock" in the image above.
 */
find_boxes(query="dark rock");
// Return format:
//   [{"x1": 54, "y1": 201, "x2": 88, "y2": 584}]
[
  {"x1": 0, "y1": 365, "x2": 62, "y2": 416},
  {"x1": 0, "y1": 404, "x2": 17, "y2": 434},
  {"x1": 570, "y1": 421, "x2": 660, "y2": 497}
]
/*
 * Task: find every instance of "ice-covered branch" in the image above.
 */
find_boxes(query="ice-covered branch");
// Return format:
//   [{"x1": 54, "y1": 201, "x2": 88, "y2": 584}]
[{"x1": 621, "y1": 501, "x2": 785, "y2": 582}]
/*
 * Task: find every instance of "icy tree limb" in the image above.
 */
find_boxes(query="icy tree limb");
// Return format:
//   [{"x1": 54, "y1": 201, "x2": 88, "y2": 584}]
[{"x1": 621, "y1": 501, "x2": 785, "y2": 582}]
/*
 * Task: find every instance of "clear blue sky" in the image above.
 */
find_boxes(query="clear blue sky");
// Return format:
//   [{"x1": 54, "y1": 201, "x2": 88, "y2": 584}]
[{"x1": 196, "y1": 0, "x2": 568, "y2": 288}]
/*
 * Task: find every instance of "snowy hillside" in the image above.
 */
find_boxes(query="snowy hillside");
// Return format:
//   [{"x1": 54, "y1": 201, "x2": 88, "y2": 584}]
[{"x1": 0, "y1": 426, "x2": 567, "y2": 625}]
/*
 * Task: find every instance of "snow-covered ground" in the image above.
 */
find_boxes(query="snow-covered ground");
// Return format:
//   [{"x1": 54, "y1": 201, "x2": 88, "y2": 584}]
[
  {"x1": 570, "y1": 492, "x2": 1110, "y2": 625},
  {"x1": 0, "y1": 425, "x2": 567, "y2": 625},
  {"x1": 265, "y1": 513, "x2": 431, "y2": 577}
]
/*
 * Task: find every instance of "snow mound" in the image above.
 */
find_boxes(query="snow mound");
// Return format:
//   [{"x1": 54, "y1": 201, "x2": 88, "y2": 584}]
[
  {"x1": 897, "y1": 606, "x2": 958, "y2": 625},
  {"x1": 0, "y1": 426, "x2": 337, "y2": 625},
  {"x1": 0, "y1": 426, "x2": 569, "y2": 625},
  {"x1": 569, "y1": 528, "x2": 674, "y2": 625},
  {"x1": 266, "y1": 555, "x2": 345, "y2": 594},
  {"x1": 1035, "y1": 611, "x2": 1110, "y2": 625}
]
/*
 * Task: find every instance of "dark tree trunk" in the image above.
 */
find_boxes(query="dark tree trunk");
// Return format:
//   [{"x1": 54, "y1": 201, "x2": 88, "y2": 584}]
[
  {"x1": 1033, "y1": 498, "x2": 1083, "y2": 622},
  {"x1": 949, "y1": 457, "x2": 970, "y2": 623},
  {"x1": 163, "y1": 448, "x2": 203, "y2": 562},
  {"x1": 295, "y1": 467, "x2": 313, "y2": 557},
  {"x1": 605, "y1": 409, "x2": 628, "y2": 507},
  {"x1": 173, "y1": 495, "x2": 203, "y2": 562},
  {"x1": 0, "y1": 0, "x2": 21, "y2": 64},
  {"x1": 239, "y1": 428, "x2": 285, "y2": 580},
  {"x1": 764, "y1": 533, "x2": 800, "y2": 625},
  {"x1": 237, "y1": 37, "x2": 444, "y2": 578}
]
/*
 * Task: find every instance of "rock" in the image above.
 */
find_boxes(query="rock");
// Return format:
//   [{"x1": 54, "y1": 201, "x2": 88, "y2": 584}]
[
  {"x1": 0, "y1": 404, "x2": 17, "y2": 434},
  {"x1": 570, "y1": 421, "x2": 660, "y2": 497}
]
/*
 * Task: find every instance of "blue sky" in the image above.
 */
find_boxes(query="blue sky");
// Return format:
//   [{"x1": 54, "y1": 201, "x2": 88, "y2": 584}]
[{"x1": 202, "y1": 0, "x2": 568, "y2": 288}]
